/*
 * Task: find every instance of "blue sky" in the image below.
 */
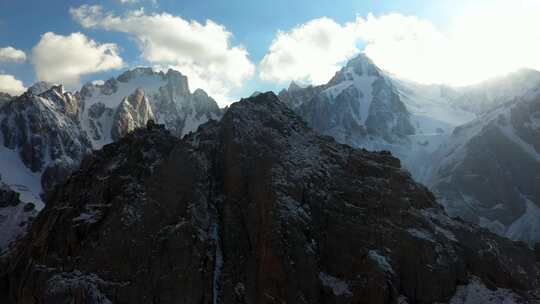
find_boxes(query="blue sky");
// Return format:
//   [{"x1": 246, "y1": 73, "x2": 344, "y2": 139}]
[{"x1": 0, "y1": 0, "x2": 539, "y2": 105}]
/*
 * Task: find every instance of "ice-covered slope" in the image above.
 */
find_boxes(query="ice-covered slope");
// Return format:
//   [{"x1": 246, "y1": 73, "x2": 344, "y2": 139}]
[
  {"x1": 281, "y1": 54, "x2": 540, "y2": 181},
  {"x1": 280, "y1": 54, "x2": 456, "y2": 179},
  {"x1": 280, "y1": 54, "x2": 417, "y2": 164},
  {"x1": 391, "y1": 79, "x2": 478, "y2": 179},
  {"x1": 79, "y1": 68, "x2": 222, "y2": 149},
  {"x1": 426, "y1": 88, "x2": 540, "y2": 244}
]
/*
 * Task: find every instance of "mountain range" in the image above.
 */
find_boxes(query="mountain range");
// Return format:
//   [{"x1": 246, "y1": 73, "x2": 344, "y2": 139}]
[
  {"x1": 1, "y1": 54, "x2": 540, "y2": 302},
  {"x1": 279, "y1": 54, "x2": 540, "y2": 245},
  {"x1": 0, "y1": 68, "x2": 222, "y2": 250},
  {"x1": 2, "y1": 92, "x2": 540, "y2": 303}
]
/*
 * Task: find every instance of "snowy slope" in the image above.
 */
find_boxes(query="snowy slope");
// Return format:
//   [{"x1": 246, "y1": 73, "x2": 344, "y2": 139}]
[
  {"x1": 288, "y1": 54, "x2": 415, "y2": 162},
  {"x1": 0, "y1": 135, "x2": 43, "y2": 206},
  {"x1": 391, "y1": 79, "x2": 478, "y2": 180},
  {"x1": 449, "y1": 276, "x2": 522, "y2": 304},
  {"x1": 426, "y1": 88, "x2": 540, "y2": 244}
]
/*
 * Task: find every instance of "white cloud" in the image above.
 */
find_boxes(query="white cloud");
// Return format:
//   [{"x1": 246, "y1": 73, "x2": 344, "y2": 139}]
[
  {"x1": 118, "y1": 0, "x2": 157, "y2": 5},
  {"x1": 0, "y1": 46, "x2": 26, "y2": 63},
  {"x1": 0, "y1": 74, "x2": 26, "y2": 95},
  {"x1": 356, "y1": 13, "x2": 451, "y2": 84},
  {"x1": 70, "y1": 5, "x2": 254, "y2": 104},
  {"x1": 260, "y1": 0, "x2": 540, "y2": 86},
  {"x1": 259, "y1": 17, "x2": 361, "y2": 84},
  {"x1": 32, "y1": 32, "x2": 123, "y2": 86}
]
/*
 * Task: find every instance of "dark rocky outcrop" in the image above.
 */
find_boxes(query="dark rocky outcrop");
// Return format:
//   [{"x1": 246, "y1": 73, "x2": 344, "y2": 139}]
[
  {"x1": 0, "y1": 183, "x2": 36, "y2": 252},
  {"x1": 0, "y1": 184, "x2": 21, "y2": 209},
  {"x1": 1, "y1": 92, "x2": 540, "y2": 303},
  {"x1": 0, "y1": 93, "x2": 12, "y2": 110}
]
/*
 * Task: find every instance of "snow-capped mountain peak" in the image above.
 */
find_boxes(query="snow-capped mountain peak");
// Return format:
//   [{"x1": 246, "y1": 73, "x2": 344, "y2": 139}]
[{"x1": 79, "y1": 67, "x2": 222, "y2": 148}]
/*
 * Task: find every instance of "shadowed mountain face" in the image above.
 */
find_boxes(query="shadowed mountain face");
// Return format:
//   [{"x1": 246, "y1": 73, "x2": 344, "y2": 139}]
[
  {"x1": 0, "y1": 93, "x2": 12, "y2": 109},
  {"x1": 2, "y1": 92, "x2": 540, "y2": 303}
]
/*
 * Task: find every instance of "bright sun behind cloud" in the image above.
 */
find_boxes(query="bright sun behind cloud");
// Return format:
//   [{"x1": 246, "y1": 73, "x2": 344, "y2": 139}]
[
  {"x1": 259, "y1": 0, "x2": 540, "y2": 87},
  {"x1": 369, "y1": 0, "x2": 540, "y2": 86}
]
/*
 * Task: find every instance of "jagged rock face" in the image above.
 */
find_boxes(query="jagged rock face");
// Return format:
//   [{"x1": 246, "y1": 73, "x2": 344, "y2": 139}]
[
  {"x1": 27, "y1": 81, "x2": 54, "y2": 96},
  {"x1": 366, "y1": 78, "x2": 415, "y2": 141},
  {"x1": 80, "y1": 68, "x2": 222, "y2": 148},
  {"x1": 0, "y1": 89, "x2": 92, "y2": 197},
  {"x1": 111, "y1": 88, "x2": 155, "y2": 141},
  {"x1": 278, "y1": 81, "x2": 323, "y2": 110},
  {"x1": 427, "y1": 89, "x2": 540, "y2": 245},
  {"x1": 39, "y1": 85, "x2": 81, "y2": 121},
  {"x1": 3, "y1": 92, "x2": 540, "y2": 303},
  {"x1": 286, "y1": 54, "x2": 414, "y2": 149}
]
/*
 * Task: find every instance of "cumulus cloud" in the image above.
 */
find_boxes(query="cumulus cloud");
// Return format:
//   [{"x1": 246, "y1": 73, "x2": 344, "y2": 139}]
[
  {"x1": 0, "y1": 74, "x2": 26, "y2": 95},
  {"x1": 259, "y1": 17, "x2": 361, "y2": 84},
  {"x1": 0, "y1": 46, "x2": 26, "y2": 63},
  {"x1": 260, "y1": 0, "x2": 540, "y2": 86},
  {"x1": 32, "y1": 32, "x2": 123, "y2": 86},
  {"x1": 70, "y1": 5, "x2": 254, "y2": 104}
]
